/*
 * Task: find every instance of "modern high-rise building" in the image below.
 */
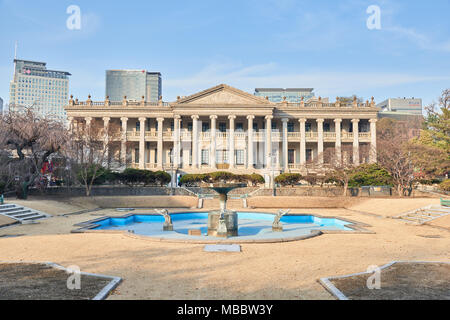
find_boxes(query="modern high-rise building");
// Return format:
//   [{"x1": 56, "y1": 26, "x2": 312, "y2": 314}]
[
  {"x1": 377, "y1": 98, "x2": 423, "y2": 116},
  {"x1": 9, "y1": 59, "x2": 71, "y2": 121},
  {"x1": 254, "y1": 88, "x2": 315, "y2": 103},
  {"x1": 105, "y1": 70, "x2": 162, "y2": 102}
]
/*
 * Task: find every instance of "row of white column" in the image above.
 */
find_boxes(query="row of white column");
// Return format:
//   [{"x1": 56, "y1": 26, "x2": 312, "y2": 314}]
[{"x1": 75, "y1": 116, "x2": 377, "y2": 171}]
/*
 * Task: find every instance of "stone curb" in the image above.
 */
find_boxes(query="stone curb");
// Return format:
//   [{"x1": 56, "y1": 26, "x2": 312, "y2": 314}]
[
  {"x1": 318, "y1": 260, "x2": 450, "y2": 300},
  {"x1": 0, "y1": 261, "x2": 122, "y2": 300},
  {"x1": 72, "y1": 210, "x2": 373, "y2": 244}
]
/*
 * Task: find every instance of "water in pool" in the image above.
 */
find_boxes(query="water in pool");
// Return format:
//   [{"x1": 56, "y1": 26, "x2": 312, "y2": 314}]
[{"x1": 91, "y1": 212, "x2": 353, "y2": 241}]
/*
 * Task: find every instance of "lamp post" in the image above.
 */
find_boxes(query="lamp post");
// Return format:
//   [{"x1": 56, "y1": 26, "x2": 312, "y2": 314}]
[
  {"x1": 169, "y1": 150, "x2": 175, "y2": 196},
  {"x1": 269, "y1": 152, "x2": 276, "y2": 197}
]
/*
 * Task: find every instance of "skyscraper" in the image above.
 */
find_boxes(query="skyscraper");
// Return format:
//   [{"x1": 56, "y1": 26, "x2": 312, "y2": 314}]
[
  {"x1": 9, "y1": 59, "x2": 71, "y2": 121},
  {"x1": 105, "y1": 70, "x2": 162, "y2": 102},
  {"x1": 254, "y1": 88, "x2": 315, "y2": 103}
]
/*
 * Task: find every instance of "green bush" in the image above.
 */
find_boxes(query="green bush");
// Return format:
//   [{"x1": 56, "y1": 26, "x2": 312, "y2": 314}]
[
  {"x1": 275, "y1": 173, "x2": 302, "y2": 186},
  {"x1": 439, "y1": 179, "x2": 450, "y2": 192},
  {"x1": 179, "y1": 174, "x2": 209, "y2": 185},
  {"x1": 179, "y1": 172, "x2": 265, "y2": 186},
  {"x1": 77, "y1": 166, "x2": 115, "y2": 185},
  {"x1": 119, "y1": 168, "x2": 145, "y2": 186},
  {"x1": 209, "y1": 171, "x2": 234, "y2": 182},
  {"x1": 0, "y1": 181, "x2": 6, "y2": 194},
  {"x1": 119, "y1": 169, "x2": 171, "y2": 187},
  {"x1": 249, "y1": 173, "x2": 265, "y2": 185},
  {"x1": 348, "y1": 164, "x2": 393, "y2": 187},
  {"x1": 154, "y1": 171, "x2": 171, "y2": 186}
]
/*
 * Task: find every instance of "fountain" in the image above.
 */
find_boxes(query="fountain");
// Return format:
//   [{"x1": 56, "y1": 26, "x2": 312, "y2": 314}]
[
  {"x1": 272, "y1": 209, "x2": 290, "y2": 232},
  {"x1": 205, "y1": 183, "x2": 247, "y2": 238},
  {"x1": 154, "y1": 209, "x2": 174, "y2": 231}
]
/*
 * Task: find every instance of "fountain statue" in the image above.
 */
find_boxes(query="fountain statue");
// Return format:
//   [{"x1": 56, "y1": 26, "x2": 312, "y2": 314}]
[
  {"x1": 154, "y1": 209, "x2": 173, "y2": 231},
  {"x1": 205, "y1": 182, "x2": 247, "y2": 238},
  {"x1": 272, "y1": 209, "x2": 290, "y2": 232}
]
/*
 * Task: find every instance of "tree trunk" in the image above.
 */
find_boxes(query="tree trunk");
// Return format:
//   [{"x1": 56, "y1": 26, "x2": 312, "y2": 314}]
[
  {"x1": 85, "y1": 182, "x2": 91, "y2": 197},
  {"x1": 343, "y1": 182, "x2": 348, "y2": 196},
  {"x1": 397, "y1": 184, "x2": 404, "y2": 197}
]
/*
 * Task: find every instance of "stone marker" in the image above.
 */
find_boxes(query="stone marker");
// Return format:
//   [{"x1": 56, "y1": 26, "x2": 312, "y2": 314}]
[
  {"x1": 204, "y1": 244, "x2": 241, "y2": 253},
  {"x1": 188, "y1": 229, "x2": 202, "y2": 236}
]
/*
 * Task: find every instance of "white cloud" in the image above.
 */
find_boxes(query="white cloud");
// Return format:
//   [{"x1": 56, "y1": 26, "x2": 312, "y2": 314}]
[
  {"x1": 385, "y1": 26, "x2": 450, "y2": 53},
  {"x1": 164, "y1": 62, "x2": 450, "y2": 100}
]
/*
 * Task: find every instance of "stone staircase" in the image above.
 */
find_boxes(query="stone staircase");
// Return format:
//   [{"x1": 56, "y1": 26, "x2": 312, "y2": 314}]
[
  {"x1": 0, "y1": 204, "x2": 50, "y2": 224},
  {"x1": 394, "y1": 205, "x2": 450, "y2": 225}
]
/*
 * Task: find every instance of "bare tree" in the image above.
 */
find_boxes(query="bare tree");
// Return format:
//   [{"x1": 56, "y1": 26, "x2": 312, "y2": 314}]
[
  {"x1": 0, "y1": 107, "x2": 68, "y2": 199},
  {"x1": 412, "y1": 88, "x2": 450, "y2": 179},
  {"x1": 377, "y1": 118, "x2": 415, "y2": 197},
  {"x1": 65, "y1": 118, "x2": 122, "y2": 196},
  {"x1": 323, "y1": 145, "x2": 356, "y2": 196},
  {"x1": 0, "y1": 151, "x2": 15, "y2": 196}
]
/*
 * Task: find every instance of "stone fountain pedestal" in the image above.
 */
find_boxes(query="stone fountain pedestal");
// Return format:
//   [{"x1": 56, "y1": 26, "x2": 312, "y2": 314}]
[
  {"x1": 205, "y1": 183, "x2": 246, "y2": 238},
  {"x1": 207, "y1": 211, "x2": 238, "y2": 237}
]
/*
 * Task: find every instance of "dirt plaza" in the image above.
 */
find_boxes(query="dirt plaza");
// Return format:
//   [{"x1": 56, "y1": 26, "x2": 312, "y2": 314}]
[{"x1": 0, "y1": 196, "x2": 448, "y2": 300}]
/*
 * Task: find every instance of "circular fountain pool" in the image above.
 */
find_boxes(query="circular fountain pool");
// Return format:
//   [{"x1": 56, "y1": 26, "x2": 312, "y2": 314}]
[{"x1": 75, "y1": 212, "x2": 364, "y2": 243}]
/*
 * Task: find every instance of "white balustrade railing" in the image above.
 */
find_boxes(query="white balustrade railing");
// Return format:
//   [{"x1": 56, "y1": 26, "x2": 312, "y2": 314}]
[{"x1": 125, "y1": 130, "x2": 371, "y2": 142}]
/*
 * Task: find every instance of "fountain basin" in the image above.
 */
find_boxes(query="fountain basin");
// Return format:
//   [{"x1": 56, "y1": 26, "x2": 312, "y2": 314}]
[
  {"x1": 202, "y1": 183, "x2": 247, "y2": 238},
  {"x1": 74, "y1": 211, "x2": 365, "y2": 244}
]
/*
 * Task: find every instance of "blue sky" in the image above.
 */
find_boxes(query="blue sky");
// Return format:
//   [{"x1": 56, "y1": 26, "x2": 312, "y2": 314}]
[{"x1": 1, "y1": 0, "x2": 449, "y2": 108}]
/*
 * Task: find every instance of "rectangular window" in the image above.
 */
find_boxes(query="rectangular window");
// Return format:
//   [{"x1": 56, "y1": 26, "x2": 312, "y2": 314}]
[
  {"x1": 236, "y1": 150, "x2": 244, "y2": 165},
  {"x1": 272, "y1": 123, "x2": 277, "y2": 130},
  {"x1": 201, "y1": 149, "x2": 209, "y2": 165},
  {"x1": 236, "y1": 123, "x2": 244, "y2": 132},
  {"x1": 324, "y1": 123, "x2": 330, "y2": 132},
  {"x1": 188, "y1": 122, "x2": 193, "y2": 132},
  {"x1": 136, "y1": 122, "x2": 140, "y2": 131},
  {"x1": 288, "y1": 149, "x2": 295, "y2": 164},
  {"x1": 202, "y1": 122, "x2": 210, "y2": 132},
  {"x1": 305, "y1": 123, "x2": 312, "y2": 132},
  {"x1": 135, "y1": 149, "x2": 139, "y2": 163},
  {"x1": 253, "y1": 123, "x2": 258, "y2": 131},
  {"x1": 306, "y1": 149, "x2": 313, "y2": 162},
  {"x1": 216, "y1": 150, "x2": 228, "y2": 163},
  {"x1": 219, "y1": 122, "x2": 227, "y2": 133},
  {"x1": 288, "y1": 123, "x2": 294, "y2": 133}
]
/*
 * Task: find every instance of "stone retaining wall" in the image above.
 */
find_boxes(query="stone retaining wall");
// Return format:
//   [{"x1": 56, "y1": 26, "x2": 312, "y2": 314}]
[
  {"x1": 247, "y1": 196, "x2": 359, "y2": 209},
  {"x1": 69, "y1": 195, "x2": 197, "y2": 209},
  {"x1": 16, "y1": 185, "x2": 435, "y2": 199},
  {"x1": 25, "y1": 186, "x2": 192, "y2": 197}
]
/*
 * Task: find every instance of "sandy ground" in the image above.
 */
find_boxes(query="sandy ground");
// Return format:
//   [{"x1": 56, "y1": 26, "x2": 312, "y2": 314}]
[
  {"x1": 0, "y1": 215, "x2": 17, "y2": 227},
  {"x1": 346, "y1": 198, "x2": 442, "y2": 217},
  {"x1": 0, "y1": 197, "x2": 449, "y2": 300}
]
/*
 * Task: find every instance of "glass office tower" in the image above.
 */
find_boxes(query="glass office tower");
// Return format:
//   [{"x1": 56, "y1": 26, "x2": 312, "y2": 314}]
[
  {"x1": 106, "y1": 70, "x2": 162, "y2": 102},
  {"x1": 9, "y1": 59, "x2": 71, "y2": 121}
]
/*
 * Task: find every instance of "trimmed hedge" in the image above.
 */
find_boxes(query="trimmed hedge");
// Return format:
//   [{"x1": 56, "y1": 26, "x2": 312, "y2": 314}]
[
  {"x1": 348, "y1": 164, "x2": 393, "y2": 187},
  {"x1": 78, "y1": 167, "x2": 171, "y2": 187},
  {"x1": 274, "y1": 173, "x2": 303, "y2": 186},
  {"x1": 179, "y1": 172, "x2": 265, "y2": 186}
]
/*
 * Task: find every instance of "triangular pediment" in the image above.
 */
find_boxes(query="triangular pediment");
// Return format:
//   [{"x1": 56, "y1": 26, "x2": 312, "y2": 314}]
[{"x1": 175, "y1": 84, "x2": 273, "y2": 105}]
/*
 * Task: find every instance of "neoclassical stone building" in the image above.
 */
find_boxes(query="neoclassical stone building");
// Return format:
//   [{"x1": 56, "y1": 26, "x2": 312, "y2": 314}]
[{"x1": 65, "y1": 84, "x2": 378, "y2": 180}]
